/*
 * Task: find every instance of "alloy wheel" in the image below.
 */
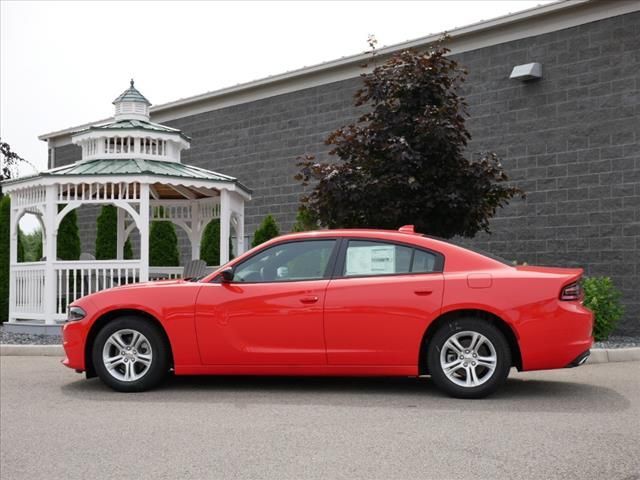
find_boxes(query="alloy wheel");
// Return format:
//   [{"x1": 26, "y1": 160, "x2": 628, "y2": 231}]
[{"x1": 102, "y1": 329, "x2": 153, "y2": 382}]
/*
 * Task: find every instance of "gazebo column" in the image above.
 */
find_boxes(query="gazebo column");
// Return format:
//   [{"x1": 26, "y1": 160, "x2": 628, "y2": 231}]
[
  {"x1": 116, "y1": 207, "x2": 125, "y2": 260},
  {"x1": 190, "y1": 200, "x2": 201, "y2": 260},
  {"x1": 219, "y1": 190, "x2": 231, "y2": 265},
  {"x1": 235, "y1": 211, "x2": 245, "y2": 256},
  {"x1": 139, "y1": 183, "x2": 150, "y2": 282},
  {"x1": 8, "y1": 203, "x2": 17, "y2": 322},
  {"x1": 42, "y1": 184, "x2": 58, "y2": 325}
]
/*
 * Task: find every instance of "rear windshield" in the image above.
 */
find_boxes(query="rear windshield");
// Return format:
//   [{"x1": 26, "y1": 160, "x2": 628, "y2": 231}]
[{"x1": 422, "y1": 235, "x2": 515, "y2": 267}]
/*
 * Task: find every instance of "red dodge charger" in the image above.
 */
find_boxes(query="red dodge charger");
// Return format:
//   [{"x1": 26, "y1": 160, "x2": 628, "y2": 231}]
[{"x1": 62, "y1": 226, "x2": 593, "y2": 398}]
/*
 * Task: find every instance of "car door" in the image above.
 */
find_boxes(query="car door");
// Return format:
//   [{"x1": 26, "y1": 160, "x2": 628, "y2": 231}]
[
  {"x1": 324, "y1": 239, "x2": 444, "y2": 366},
  {"x1": 195, "y1": 239, "x2": 338, "y2": 365}
]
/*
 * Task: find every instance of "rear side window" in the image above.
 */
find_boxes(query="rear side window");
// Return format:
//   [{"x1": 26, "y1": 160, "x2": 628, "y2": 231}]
[
  {"x1": 412, "y1": 249, "x2": 436, "y2": 273},
  {"x1": 344, "y1": 241, "x2": 412, "y2": 276},
  {"x1": 342, "y1": 240, "x2": 439, "y2": 277}
]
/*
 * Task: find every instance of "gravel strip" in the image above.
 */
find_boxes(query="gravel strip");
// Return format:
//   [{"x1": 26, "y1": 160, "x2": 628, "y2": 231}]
[
  {"x1": 0, "y1": 327, "x2": 62, "y2": 345},
  {"x1": 593, "y1": 336, "x2": 640, "y2": 349}
]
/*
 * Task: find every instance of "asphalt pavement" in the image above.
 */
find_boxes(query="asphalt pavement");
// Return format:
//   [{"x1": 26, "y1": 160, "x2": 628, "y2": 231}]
[{"x1": 1, "y1": 357, "x2": 639, "y2": 480}]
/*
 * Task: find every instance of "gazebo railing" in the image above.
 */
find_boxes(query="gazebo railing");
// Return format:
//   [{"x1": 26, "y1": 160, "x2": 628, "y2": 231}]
[
  {"x1": 148, "y1": 266, "x2": 184, "y2": 281},
  {"x1": 54, "y1": 260, "x2": 141, "y2": 316},
  {"x1": 12, "y1": 262, "x2": 46, "y2": 317},
  {"x1": 10, "y1": 261, "x2": 216, "y2": 322}
]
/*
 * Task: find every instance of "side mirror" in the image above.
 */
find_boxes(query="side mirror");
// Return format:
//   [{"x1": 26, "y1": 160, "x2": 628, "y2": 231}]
[{"x1": 220, "y1": 267, "x2": 234, "y2": 283}]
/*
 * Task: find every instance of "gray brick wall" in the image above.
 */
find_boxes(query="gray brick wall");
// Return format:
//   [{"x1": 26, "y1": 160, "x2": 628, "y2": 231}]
[{"x1": 54, "y1": 12, "x2": 639, "y2": 334}]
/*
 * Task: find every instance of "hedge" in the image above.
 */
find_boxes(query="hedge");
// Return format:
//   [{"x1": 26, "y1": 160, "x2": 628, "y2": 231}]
[
  {"x1": 0, "y1": 196, "x2": 10, "y2": 322},
  {"x1": 252, "y1": 215, "x2": 280, "y2": 247},
  {"x1": 96, "y1": 205, "x2": 133, "y2": 260}
]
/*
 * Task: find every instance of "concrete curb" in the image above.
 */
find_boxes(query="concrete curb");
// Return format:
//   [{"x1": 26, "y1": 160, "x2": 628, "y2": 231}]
[{"x1": 1, "y1": 344, "x2": 639, "y2": 363}]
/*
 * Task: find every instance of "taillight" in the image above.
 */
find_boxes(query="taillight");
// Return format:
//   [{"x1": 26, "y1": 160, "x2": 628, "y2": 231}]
[{"x1": 560, "y1": 281, "x2": 582, "y2": 301}]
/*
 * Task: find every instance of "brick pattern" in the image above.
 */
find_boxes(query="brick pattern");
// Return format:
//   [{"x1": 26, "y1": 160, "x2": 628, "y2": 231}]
[{"x1": 53, "y1": 12, "x2": 640, "y2": 334}]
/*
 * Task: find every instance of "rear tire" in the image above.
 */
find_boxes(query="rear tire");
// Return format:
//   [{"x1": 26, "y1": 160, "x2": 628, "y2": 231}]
[
  {"x1": 426, "y1": 317, "x2": 511, "y2": 399},
  {"x1": 92, "y1": 316, "x2": 169, "y2": 392}
]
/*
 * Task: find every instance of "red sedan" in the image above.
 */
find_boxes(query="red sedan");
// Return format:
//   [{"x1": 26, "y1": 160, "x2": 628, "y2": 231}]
[{"x1": 62, "y1": 226, "x2": 593, "y2": 398}]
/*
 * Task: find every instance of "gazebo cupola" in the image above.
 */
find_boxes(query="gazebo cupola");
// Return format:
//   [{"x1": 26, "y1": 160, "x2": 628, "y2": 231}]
[
  {"x1": 72, "y1": 79, "x2": 190, "y2": 163},
  {"x1": 2, "y1": 80, "x2": 251, "y2": 332},
  {"x1": 113, "y1": 79, "x2": 151, "y2": 121}
]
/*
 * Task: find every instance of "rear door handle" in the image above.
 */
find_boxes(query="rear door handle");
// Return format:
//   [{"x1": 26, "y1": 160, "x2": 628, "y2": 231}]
[
  {"x1": 300, "y1": 296, "x2": 319, "y2": 304},
  {"x1": 414, "y1": 290, "x2": 433, "y2": 296}
]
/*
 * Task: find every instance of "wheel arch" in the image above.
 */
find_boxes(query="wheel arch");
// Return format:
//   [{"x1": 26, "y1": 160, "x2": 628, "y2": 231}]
[
  {"x1": 84, "y1": 309, "x2": 174, "y2": 378},
  {"x1": 418, "y1": 309, "x2": 522, "y2": 375}
]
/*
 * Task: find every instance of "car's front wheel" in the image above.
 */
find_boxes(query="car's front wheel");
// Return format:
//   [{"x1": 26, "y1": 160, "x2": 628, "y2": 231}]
[
  {"x1": 427, "y1": 318, "x2": 511, "y2": 399},
  {"x1": 92, "y1": 316, "x2": 169, "y2": 392}
]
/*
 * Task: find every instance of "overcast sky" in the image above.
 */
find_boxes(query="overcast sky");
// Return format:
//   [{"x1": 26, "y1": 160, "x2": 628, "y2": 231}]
[{"x1": 2, "y1": 0, "x2": 553, "y2": 176}]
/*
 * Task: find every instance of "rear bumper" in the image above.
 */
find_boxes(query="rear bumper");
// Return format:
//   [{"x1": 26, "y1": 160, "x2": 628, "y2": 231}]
[
  {"x1": 566, "y1": 349, "x2": 590, "y2": 368},
  {"x1": 519, "y1": 301, "x2": 594, "y2": 371}
]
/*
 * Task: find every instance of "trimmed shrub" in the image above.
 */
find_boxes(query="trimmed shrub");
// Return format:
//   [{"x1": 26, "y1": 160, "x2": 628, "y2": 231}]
[
  {"x1": 582, "y1": 277, "x2": 624, "y2": 341},
  {"x1": 96, "y1": 205, "x2": 133, "y2": 260},
  {"x1": 150, "y1": 220, "x2": 179, "y2": 266},
  {"x1": 0, "y1": 196, "x2": 10, "y2": 322},
  {"x1": 17, "y1": 228, "x2": 25, "y2": 262},
  {"x1": 200, "y1": 219, "x2": 234, "y2": 266},
  {"x1": 252, "y1": 215, "x2": 280, "y2": 248},
  {"x1": 57, "y1": 206, "x2": 81, "y2": 260},
  {"x1": 291, "y1": 205, "x2": 317, "y2": 232}
]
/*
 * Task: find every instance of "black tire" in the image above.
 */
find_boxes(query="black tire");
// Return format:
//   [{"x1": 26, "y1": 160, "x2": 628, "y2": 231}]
[
  {"x1": 426, "y1": 317, "x2": 511, "y2": 399},
  {"x1": 92, "y1": 316, "x2": 170, "y2": 392}
]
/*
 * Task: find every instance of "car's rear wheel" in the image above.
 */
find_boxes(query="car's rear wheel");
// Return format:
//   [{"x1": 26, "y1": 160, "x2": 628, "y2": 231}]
[
  {"x1": 427, "y1": 318, "x2": 511, "y2": 399},
  {"x1": 92, "y1": 316, "x2": 169, "y2": 392}
]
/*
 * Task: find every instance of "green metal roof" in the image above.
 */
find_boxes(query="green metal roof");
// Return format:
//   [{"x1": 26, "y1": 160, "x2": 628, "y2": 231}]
[
  {"x1": 1, "y1": 159, "x2": 252, "y2": 194},
  {"x1": 75, "y1": 119, "x2": 191, "y2": 141},
  {"x1": 113, "y1": 80, "x2": 151, "y2": 105}
]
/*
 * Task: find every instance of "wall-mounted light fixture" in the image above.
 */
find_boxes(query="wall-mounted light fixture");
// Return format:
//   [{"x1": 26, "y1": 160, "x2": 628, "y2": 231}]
[{"x1": 509, "y1": 62, "x2": 542, "y2": 81}]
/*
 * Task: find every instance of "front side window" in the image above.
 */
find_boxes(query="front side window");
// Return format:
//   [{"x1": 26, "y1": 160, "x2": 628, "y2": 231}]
[{"x1": 233, "y1": 240, "x2": 336, "y2": 283}]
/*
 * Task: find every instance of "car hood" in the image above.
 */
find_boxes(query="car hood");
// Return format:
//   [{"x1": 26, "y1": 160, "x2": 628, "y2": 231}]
[{"x1": 111, "y1": 279, "x2": 187, "y2": 290}]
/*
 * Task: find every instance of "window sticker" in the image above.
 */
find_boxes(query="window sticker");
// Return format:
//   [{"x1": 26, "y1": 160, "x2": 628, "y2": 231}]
[{"x1": 346, "y1": 245, "x2": 396, "y2": 275}]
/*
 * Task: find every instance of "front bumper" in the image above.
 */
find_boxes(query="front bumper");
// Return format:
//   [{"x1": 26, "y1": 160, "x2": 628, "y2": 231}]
[{"x1": 61, "y1": 319, "x2": 87, "y2": 372}]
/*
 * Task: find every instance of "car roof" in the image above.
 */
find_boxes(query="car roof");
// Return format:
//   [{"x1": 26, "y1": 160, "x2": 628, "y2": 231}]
[{"x1": 262, "y1": 229, "x2": 511, "y2": 271}]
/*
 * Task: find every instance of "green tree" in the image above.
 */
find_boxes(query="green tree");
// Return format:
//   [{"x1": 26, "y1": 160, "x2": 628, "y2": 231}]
[
  {"x1": 1, "y1": 139, "x2": 34, "y2": 195},
  {"x1": 200, "y1": 219, "x2": 235, "y2": 265},
  {"x1": 95, "y1": 205, "x2": 133, "y2": 260},
  {"x1": 0, "y1": 196, "x2": 10, "y2": 321},
  {"x1": 296, "y1": 39, "x2": 522, "y2": 238},
  {"x1": 252, "y1": 215, "x2": 280, "y2": 247},
  {"x1": 291, "y1": 205, "x2": 317, "y2": 232},
  {"x1": 150, "y1": 219, "x2": 179, "y2": 266},
  {"x1": 17, "y1": 229, "x2": 25, "y2": 262},
  {"x1": 17, "y1": 228, "x2": 42, "y2": 262},
  {"x1": 56, "y1": 207, "x2": 81, "y2": 260}
]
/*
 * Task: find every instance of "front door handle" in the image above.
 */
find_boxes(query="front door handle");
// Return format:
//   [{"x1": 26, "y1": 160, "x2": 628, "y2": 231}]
[
  {"x1": 414, "y1": 290, "x2": 433, "y2": 296},
  {"x1": 300, "y1": 296, "x2": 319, "y2": 304}
]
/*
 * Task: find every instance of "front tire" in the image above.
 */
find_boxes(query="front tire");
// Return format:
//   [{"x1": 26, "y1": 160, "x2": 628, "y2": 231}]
[
  {"x1": 92, "y1": 316, "x2": 169, "y2": 392},
  {"x1": 427, "y1": 318, "x2": 511, "y2": 399}
]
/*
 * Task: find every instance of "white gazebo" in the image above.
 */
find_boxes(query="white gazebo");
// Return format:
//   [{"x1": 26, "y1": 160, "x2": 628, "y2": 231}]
[{"x1": 2, "y1": 81, "x2": 251, "y2": 332}]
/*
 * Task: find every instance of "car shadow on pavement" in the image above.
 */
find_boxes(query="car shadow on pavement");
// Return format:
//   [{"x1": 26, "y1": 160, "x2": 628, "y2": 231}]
[{"x1": 60, "y1": 373, "x2": 630, "y2": 414}]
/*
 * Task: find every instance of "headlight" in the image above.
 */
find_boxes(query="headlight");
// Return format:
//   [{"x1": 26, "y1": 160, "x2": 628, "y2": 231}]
[{"x1": 67, "y1": 306, "x2": 86, "y2": 322}]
